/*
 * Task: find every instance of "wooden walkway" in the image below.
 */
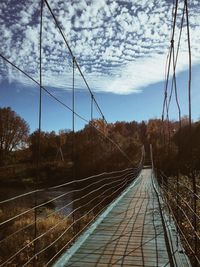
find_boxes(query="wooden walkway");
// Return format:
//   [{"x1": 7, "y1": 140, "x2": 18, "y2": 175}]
[{"x1": 54, "y1": 169, "x2": 191, "y2": 267}]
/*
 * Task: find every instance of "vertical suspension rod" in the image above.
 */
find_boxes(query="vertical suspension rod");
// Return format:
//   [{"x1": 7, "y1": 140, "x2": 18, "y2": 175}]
[
  {"x1": 72, "y1": 56, "x2": 76, "y2": 235},
  {"x1": 185, "y1": 1, "x2": 197, "y2": 265},
  {"x1": 34, "y1": 0, "x2": 43, "y2": 265},
  {"x1": 72, "y1": 56, "x2": 75, "y2": 133},
  {"x1": 185, "y1": 0, "x2": 192, "y2": 129},
  {"x1": 91, "y1": 95, "x2": 94, "y2": 121}
]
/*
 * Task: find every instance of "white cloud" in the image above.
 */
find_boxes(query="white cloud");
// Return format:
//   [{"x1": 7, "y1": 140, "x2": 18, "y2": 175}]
[{"x1": 0, "y1": 0, "x2": 200, "y2": 95}]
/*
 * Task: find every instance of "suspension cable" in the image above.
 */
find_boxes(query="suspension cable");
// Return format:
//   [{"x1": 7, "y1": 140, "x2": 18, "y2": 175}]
[
  {"x1": 0, "y1": 52, "x2": 133, "y2": 164},
  {"x1": 0, "y1": 169, "x2": 139, "y2": 246},
  {"x1": 167, "y1": 2, "x2": 185, "y2": 125},
  {"x1": 0, "y1": 169, "x2": 136, "y2": 227},
  {"x1": 1, "y1": 170, "x2": 139, "y2": 267},
  {"x1": 23, "y1": 174, "x2": 138, "y2": 266},
  {"x1": 43, "y1": 0, "x2": 106, "y2": 122},
  {"x1": 0, "y1": 167, "x2": 135, "y2": 205},
  {"x1": 161, "y1": 0, "x2": 179, "y2": 123}
]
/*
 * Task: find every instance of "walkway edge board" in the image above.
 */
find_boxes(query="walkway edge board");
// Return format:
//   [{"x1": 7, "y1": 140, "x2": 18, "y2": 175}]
[{"x1": 53, "y1": 172, "x2": 142, "y2": 267}]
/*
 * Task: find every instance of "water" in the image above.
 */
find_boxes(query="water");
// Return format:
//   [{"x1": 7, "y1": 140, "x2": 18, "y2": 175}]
[
  {"x1": 0, "y1": 186, "x2": 73, "y2": 216},
  {"x1": 38, "y1": 188, "x2": 73, "y2": 216}
]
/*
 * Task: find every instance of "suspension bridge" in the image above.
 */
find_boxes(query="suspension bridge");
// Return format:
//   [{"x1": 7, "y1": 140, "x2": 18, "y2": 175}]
[
  {"x1": 53, "y1": 167, "x2": 191, "y2": 267},
  {"x1": 0, "y1": 0, "x2": 200, "y2": 266},
  {"x1": 1, "y1": 154, "x2": 199, "y2": 267}
]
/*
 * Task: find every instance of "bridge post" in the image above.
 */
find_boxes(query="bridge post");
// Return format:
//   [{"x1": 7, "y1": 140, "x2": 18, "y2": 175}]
[
  {"x1": 90, "y1": 95, "x2": 94, "y2": 172},
  {"x1": 33, "y1": 0, "x2": 44, "y2": 266},
  {"x1": 191, "y1": 171, "x2": 197, "y2": 267},
  {"x1": 150, "y1": 144, "x2": 154, "y2": 170},
  {"x1": 176, "y1": 173, "x2": 179, "y2": 247},
  {"x1": 72, "y1": 56, "x2": 76, "y2": 236}
]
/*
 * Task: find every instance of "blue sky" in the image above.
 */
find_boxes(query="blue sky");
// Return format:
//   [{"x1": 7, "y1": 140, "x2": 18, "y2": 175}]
[{"x1": 0, "y1": 0, "x2": 200, "y2": 132}]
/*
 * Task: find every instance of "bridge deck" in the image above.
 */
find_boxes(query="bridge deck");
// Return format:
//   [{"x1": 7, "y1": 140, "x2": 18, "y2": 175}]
[{"x1": 54, "y1": 169, "x2": 190, "y2": 267}]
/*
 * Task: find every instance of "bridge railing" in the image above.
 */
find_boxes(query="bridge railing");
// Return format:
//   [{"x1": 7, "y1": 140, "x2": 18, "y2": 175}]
[
  {"x1": 156, "y1": 170, "x2": 200, "y2": 267},
  {"x1": 0, "y1": 0, "x2": 147, "y2": 266},
  {"x1": 0, "y1": 164, "x2": 143, "y2": 266}
]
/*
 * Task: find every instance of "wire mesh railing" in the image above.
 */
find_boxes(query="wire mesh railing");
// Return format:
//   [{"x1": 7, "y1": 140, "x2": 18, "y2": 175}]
[{"x1": 156, "y1": 170, "x2": 200, "y2": 266}]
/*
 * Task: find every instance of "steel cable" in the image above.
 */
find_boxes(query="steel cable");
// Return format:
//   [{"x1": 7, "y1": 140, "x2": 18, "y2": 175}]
[
  {"x1": 161, "y1": 190, "x2": 200, "y2": 264},
  {"x1": 0, "y1": 169, "x2": 135, "y2": 227},
  {"x1": 44, "y1": 174, "x2": 140, "y2": 266},
  {"x1": 161, "y1": 187, "x2": 200, "y2": 240},
  {"x1": 0, "y1": 170, "x2": 140, "y2": 246},
  {"x1": 0, "y1": 52, "x2": 134, "y2": 165},
  {"x1": 20, "y1": 173, "x2": 138, "y2": 266},
  {"x1": 0, "y1": 169, "x2": 140, "y2": 266},
  {"x1": 0, "y1": 168, "x2": 135, "y2": 205}
]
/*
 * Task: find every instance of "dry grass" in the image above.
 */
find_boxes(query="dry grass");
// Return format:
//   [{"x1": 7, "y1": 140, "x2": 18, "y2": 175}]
[
  {"x1": 0, "y1": 205, "x2": 95, "y2": 266},
  {"x1": 164, "y1": 175, "x2": 200, "y2": 265}
]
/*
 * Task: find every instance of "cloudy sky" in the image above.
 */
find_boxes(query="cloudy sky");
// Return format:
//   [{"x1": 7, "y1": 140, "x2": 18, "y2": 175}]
[{"x1": 0, "y1": 0, "x2": 200, "y2": 131}]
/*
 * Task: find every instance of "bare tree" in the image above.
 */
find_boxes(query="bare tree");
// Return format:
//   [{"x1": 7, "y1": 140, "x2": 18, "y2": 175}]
[{"x1": 0, "y1": 107, "x2": 29, "y2": 165}]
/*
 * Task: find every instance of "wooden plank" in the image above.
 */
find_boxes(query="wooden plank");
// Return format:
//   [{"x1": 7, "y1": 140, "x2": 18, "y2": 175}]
[{"x1": 54, "y1": 169, "x2": 191, "y2": 267}]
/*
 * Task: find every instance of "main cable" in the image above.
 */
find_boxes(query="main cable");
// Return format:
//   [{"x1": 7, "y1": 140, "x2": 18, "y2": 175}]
[
  {"x1": 43, "y1": 0, "x2": 106, "y2": 122},
  {"x1": 161, "y1": 0, "x2": 179, "y2": 123},
  {"x1": 0, "y1": 53, "x2": 133, "y2": 164}
]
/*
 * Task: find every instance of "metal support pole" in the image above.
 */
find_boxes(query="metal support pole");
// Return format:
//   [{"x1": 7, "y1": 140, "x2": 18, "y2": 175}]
[
  {"x1": 192, "y1": 171, "x2": 197, "y2": 266},
  {"x1": 72, "y1": 56, "x2": 76, "y2": 234},
  {"x1": 91, "y1": 95, "x2": 93, "y2": 121},
  {"x1": 150, "y1": 144, "x2": 154, "y2": 171},
  {"x1": 90, "y1": 95, "x2": 94, "y2": 172},
  {"x1": 72, "y1": 56, "x2": 75, "y2": 134},
  {"x1": 176, "y1": 173, "x2": 179, "y2": 247},
  {"x1": 185, "y1": 0, "x2": 197, "y2": 263},
  {"x1": 34, "y1": 1, "x2": 43, "y2": 266}
]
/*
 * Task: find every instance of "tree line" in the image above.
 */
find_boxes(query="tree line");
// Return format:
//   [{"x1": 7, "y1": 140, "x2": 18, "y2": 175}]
[{"x1": 0, "y1": 107, "x2": 199, "y2": 185}]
